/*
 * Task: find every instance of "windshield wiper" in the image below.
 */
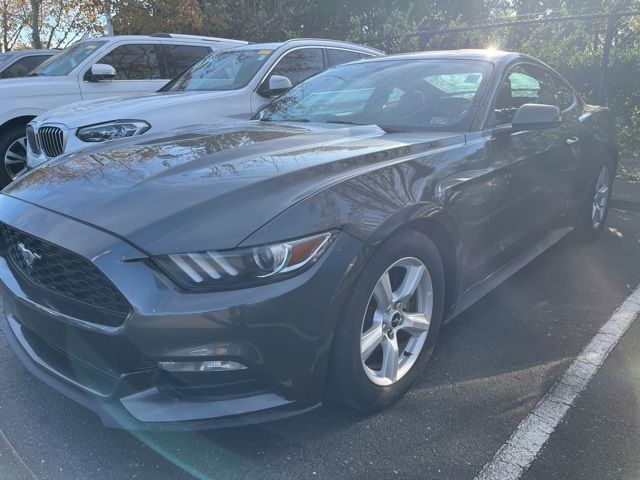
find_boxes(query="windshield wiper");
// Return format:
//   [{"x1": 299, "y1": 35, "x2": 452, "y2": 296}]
[
  {"x1": 325, "y1": 120, "x2": 360, "y2": 126},
  {"x1": 285, "y1": 117, "x2": 312, "y2": 123},
  {"x1": 257, "y1": 117, "x2": 311, "y2": 124}
]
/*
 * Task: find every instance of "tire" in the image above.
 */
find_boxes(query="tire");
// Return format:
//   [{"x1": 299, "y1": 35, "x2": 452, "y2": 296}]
[
  {"x1": 573, "y1": 163, "x2": 613, "y2": 242},
  {"x1": 326, "y1": 229, "x2": 445, "y2": 412},
  {"x1": 0, "y1": 124, "x2": 29, "y2": 188}
]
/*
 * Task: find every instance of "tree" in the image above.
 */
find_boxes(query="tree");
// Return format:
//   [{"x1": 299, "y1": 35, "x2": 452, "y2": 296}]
[
  {"x1": 28, "y1": 0, "x2": 105, "y2": 49},
  {"x1": 112, "y1": 0, "x2": 204, "y2": 35},
  {"x1": 0, "y1": 0, "x2": 29, "y2": 51}
]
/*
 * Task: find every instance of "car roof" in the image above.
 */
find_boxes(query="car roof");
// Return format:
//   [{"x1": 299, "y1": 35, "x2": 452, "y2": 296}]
[
  {"x1": 282, "y1": 38, "x2": 384, "y2": 55},
  {"x1": 360, "y1": 49, "x2": 524, "y2": 65},
  {"x1": 227, "y1": 39, "x2": 383, "y2": 56}
]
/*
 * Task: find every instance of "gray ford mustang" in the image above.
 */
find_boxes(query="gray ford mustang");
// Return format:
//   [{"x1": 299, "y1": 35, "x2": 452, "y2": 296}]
[{"x1": 0, "y1": 50, "x2": 616, "y2": 429}]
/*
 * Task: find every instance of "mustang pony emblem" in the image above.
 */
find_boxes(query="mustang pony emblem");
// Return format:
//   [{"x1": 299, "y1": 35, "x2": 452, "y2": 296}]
[{"x1": 17, "y1": 243, "x2": 41, "y2": 267}]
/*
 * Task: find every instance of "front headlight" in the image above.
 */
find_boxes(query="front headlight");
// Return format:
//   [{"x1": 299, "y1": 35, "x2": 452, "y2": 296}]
[
  {"x1": 153, "y1": 231, "x2": 337, "y2": 290},
  {"x1": 76, "y1": 120, "x2": 150, "y2": 143}
]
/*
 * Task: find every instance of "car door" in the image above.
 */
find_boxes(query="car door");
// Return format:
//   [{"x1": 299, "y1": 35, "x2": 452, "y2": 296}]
[
  {"x1": 250, "y1": 47, "x2": 325, "y2": 113},
  {"x1": 79, "y1": 42, "x2": 169, "y2": 100},
  {"x1": 480, "y1": 62, "x2": 579, "y2": 273},
  {"x1": 547, "y1": 72, "x2": 586, "y2": 212}
]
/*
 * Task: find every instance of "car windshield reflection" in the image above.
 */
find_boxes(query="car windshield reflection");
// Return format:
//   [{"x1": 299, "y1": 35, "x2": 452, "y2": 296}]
[
  {"x1": 257, "y1": 59, "x2": 493, "y2": 133},
  {"x1": 162, "y1": 47, "x2": 275, "y2": 92}
]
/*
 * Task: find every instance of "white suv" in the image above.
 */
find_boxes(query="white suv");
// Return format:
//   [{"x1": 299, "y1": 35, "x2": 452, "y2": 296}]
[
  {"x1": 0, "y1": 33, "x2": 246, "y2": 186},
  {"x1": 25, "y1": 39, "x2": 382, "y2": 172}
]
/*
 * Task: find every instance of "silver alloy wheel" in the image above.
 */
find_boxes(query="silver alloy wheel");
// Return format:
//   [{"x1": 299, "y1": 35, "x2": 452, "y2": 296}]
[
  {"x1": 592, "y1": 166, "x2": 611, "y2": 230},
  {"x1": 360, "y1": 257, "x2": 433, "y2": 386},
  {"x1": 4, "y1": 136, "x2": 27, "y2": 180}
]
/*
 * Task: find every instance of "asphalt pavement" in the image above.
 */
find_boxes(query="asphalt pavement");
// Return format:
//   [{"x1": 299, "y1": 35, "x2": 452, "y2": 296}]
[{"x1": 1, "y1": 181, "x2": 639, "y2": 480}]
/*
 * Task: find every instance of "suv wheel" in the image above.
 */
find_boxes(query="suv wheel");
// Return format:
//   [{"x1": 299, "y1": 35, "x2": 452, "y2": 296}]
[
  {"x1": 327, "y1": 230, "x2": 445, "y2": 411},
  {"x1": 0, "y1": 124, "x2": 28, "y2": 188}
]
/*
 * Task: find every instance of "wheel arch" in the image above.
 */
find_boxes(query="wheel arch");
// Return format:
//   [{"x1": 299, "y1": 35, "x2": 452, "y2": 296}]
[
  {"x1": 364, "y1": 204, "x2": 463, "y2": 321},
  {"x1": 0, "y1": 115, "x2": 37, "y2": 135}
]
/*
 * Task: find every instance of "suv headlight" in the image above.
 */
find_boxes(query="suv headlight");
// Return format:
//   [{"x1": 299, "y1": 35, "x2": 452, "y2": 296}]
[
  {"x1": 153, "y1": 232, "x2": 337, "y2": 290},
  {"x1": 76, "y1": 120, "x2": 150, "y2": 143}
]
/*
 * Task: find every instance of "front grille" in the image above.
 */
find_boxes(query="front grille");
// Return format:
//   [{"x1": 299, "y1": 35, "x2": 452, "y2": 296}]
[
  {"x1": 26, "y1": 125, "x2": 40, "y2": 155},
  {"x1": 37, "y1": 126, "x2": 65, "y2": 158},
  {"x1": 0, "y1": 223, "x2": 130, "y2": 326}
]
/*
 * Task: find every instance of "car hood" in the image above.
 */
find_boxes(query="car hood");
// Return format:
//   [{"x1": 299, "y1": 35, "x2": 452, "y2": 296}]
[
  {"x1": 34, "y1": 90, "x2": 240, "y2": 128},
  {"x1": 5, "y1": 121, "x2": 459, "y2": 255}
]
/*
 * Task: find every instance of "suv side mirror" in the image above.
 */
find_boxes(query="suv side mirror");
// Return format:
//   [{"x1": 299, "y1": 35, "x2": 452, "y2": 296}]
[
  {"x1": 495, "y1": 103, "x2": 561, "y2": 134},
  {"x1": 260, "y1": 75, "x2": 293, "y2": 97},
  {"x1": 89, "y1": 63, "x2": 116, "y2": 82}
]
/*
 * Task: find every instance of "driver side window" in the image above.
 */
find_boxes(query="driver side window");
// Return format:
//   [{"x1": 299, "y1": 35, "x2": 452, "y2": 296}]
[
  {"x1": 95, "y1": 43, "x2": 163, "y2": 80},
  {"x1": 490, "y1": 64, "x2": 556, "y2": 126}
]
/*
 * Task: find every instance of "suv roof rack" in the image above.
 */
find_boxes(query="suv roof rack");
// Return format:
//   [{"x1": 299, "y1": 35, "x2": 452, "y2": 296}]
[
  {"x1": 281, "y1": 38, "x2": 384, "y2": 54},
  {"x1": 151, "y1": 33, "x2": 247, "y2": 44}
]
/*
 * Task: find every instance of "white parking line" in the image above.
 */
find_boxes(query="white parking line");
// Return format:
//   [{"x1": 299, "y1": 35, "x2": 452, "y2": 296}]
[
  {"x1": 0, "y1": 428, "x2": 39, "y2": 480},
  {"x1": 475, "y1": 284, "x2": 640, "y2": 480}
]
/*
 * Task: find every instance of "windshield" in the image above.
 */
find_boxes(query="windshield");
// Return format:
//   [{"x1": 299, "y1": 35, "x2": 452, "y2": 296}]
[
  {"x1": 257, "y1": 59, "x2": 492, "y2": 132},
  {"x1": 31, "y1": 40, "x2": 106, "y2": 76},
  {"x1": 162, "y1": 48, "x2": 275, "y2": 92}
]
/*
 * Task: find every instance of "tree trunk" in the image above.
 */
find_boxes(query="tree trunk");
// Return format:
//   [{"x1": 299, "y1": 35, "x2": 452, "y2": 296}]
[
  {"x1": 104, "y1": 0, "x2": 114, "y2": 36},
  {"x1": 30, "y1": 0, "x2": 42, "y2": 48},
  {"x1": 1, "y1": 0, "x2": 8, "y2": 52}
]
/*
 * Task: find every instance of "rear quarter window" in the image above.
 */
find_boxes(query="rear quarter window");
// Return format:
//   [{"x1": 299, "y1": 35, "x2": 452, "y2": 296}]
[
  {"x1": 326, "y1": 49, "x2": 363, "y2": 67},
  {"x1": 165, "y1": 45, "x2": 212, "y2": 77}
]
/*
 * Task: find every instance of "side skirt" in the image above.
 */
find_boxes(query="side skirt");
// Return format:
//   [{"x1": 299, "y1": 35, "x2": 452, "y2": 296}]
[{"x1": 447, "y1": 226, "x2": 573, "y2": 322}]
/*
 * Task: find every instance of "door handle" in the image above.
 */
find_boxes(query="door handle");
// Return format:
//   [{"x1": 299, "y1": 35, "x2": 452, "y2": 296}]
[{"x1": 566, "y1": 136, "x2": 579, "y2": 145}]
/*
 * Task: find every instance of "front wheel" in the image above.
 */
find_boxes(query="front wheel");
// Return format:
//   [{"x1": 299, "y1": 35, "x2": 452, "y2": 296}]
[
  {"x1": 0, "y1": 124, "x2": 29, "y2": 188},
  {"x1": 326, "y1": 230, "x2": 445, "y2": 411},
  {"x1": 574, "y1": 164, "x2": 613, "y2": 241}
]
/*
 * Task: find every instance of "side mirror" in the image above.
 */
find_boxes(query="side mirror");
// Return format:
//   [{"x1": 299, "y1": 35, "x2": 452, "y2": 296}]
[
  {"x1": 261, "y1": 75, "x2": 293, "y2": 97},
  {"x1": 90, "y1": 63, "x2": 116, "y2": 82},
  {"x1": 496, "y1": 103, "x2": 561, "y2": 134}
]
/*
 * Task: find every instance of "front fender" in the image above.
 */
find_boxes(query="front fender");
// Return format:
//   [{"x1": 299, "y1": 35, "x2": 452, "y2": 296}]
[{"x1": 241, "y1": 153, "x2": 469, "y2": 322}]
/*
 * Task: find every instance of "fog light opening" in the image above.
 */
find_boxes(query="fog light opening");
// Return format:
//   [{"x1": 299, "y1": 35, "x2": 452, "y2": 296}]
[{"x1": 159, "y1": 360, "x2": 248, "y2": 372}]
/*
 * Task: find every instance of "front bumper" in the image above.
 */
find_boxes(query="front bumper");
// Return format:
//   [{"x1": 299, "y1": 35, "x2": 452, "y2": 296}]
[{"x1": 0, "y1": 194, "x2": 363, "y2": 429}]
